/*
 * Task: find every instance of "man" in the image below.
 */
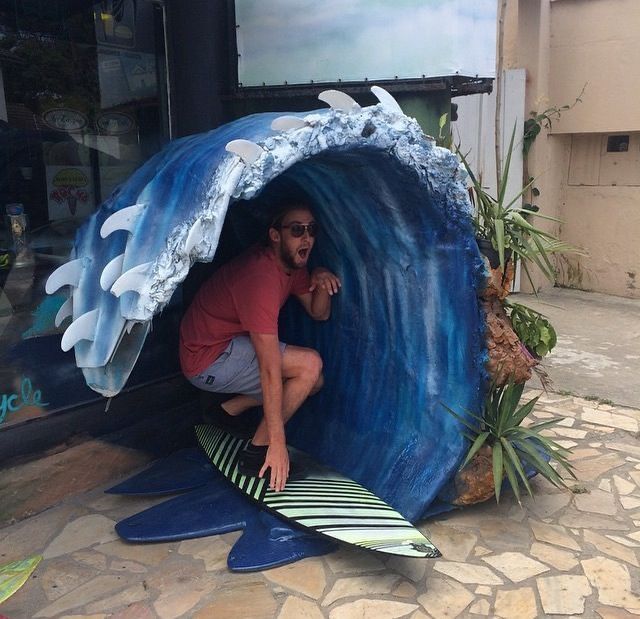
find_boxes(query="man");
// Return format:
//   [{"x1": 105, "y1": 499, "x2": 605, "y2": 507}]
[{"x1": 180, "y1": 203, "x2": 341, "y2": 492}]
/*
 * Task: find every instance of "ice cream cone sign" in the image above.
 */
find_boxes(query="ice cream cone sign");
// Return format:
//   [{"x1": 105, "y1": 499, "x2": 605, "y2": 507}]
[{"x1": 49, "y1": 168, "x2": 90, "y2": 216}]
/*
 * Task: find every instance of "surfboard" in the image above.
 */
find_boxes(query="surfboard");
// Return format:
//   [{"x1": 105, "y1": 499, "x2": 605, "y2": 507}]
[
  {"x1": 195, "y1": 424, "x2": 441, "y2": 558},
  {"x1": 0, "y1": 555, "x2": 42, "y2": 605}
]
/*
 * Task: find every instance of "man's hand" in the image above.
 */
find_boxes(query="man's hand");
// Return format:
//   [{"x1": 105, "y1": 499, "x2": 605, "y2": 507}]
[
  {"x1": 309, "y1": 268, "x2": 341, "y2": 296},
  {"x1": 296, "y1": 267, "x2": 341, "y2": 321},
  {"x1": 260, "y1": 440, "x2": 289, "y2": 492}
]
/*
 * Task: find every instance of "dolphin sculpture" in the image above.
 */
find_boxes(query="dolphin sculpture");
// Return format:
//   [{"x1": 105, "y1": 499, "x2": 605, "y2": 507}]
[{"x1": 46, "y1": 86, "x2": 486, "y2": 521}]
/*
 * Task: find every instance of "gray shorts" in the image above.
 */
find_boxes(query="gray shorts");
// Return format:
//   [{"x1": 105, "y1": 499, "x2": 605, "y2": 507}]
[{"x1": 188, "y1": 335, "x2": 286, "y2": 402}]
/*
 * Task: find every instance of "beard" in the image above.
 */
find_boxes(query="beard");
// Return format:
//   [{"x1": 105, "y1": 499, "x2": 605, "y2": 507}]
[{"x1": 278, "y1": 242, "x2": 309, "y2": 270}]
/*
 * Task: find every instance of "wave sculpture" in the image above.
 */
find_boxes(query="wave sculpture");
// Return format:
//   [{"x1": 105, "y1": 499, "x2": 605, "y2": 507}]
[{"x1": 46, "y1": 86, "x2": 487, "y2": 521}]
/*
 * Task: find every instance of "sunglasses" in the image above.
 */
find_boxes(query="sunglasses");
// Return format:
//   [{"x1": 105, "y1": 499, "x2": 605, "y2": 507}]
[{"x1": 279, "y1": 222, "x2": 318, "y2": 238}]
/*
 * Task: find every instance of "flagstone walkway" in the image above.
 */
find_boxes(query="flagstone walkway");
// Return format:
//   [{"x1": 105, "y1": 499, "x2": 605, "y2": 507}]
[{"x1": 1, "y1": 391, "x2": 639, "y2": 618}]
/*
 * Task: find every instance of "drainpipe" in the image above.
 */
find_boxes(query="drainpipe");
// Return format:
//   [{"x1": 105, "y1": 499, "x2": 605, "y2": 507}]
[{"x1": 152, "y1": 0, "x2": 173, "y2": 140}]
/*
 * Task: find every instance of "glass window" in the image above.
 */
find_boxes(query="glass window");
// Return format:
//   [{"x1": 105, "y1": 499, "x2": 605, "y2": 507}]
[{"x1": 0, "y1": 1, "x2": 171, "y2": 428}]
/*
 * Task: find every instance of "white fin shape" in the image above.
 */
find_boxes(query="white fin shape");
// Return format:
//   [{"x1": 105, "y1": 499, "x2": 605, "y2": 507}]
[
  {"x1": 45, "y1": 259, "x2": 83, "y2": 294},
  {"x1": 110, "y1": 261, "x2": 153, "y2": 298},
  {"x1": 100, "y1": 203, "x2": 146, "y2": 238},
  {"x1": 55, "y1": 296, "x2": 73, "y2": 328},
  {"x1": 185, "y1": 218, "x2": 205, "y2": 254},
  {"x1": 271, "y1": 116, "x2": 308, "y2": 131},
  {"x1": 318, "y1": 89, "x2": 361, "y2": 113},
  {"x1": 371, "y1": 85, "x2": 403, "y2": 115},
  {"x1": 225, "y1": 139, "x2": 264, "y2": 164},
  {"x1": 61, "y1": 308, "x2": 99, "y2": 352},
  {"x1": 100, "y1": 253, "x2": 125, "y2": 291}
]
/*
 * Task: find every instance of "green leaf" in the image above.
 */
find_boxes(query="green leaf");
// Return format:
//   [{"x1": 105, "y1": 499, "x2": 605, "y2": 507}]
[
  {"x1": 531, "y1": 234, "x2": 557, "y2": 277},
  {"x1": 503, "y1": 437, "x2": 533, "y2": 495},
  {"x1": 519, "y1": 451, "x2": 565, "y2": 489},
  {"x1": 527, "y1": 418, "x2": 563, "y2": 431},
  {"x1": 510, "y1": 397, "x2": 539, "y2": 428},
  {"x1": 502, "y1": 456, "x2": 522, "y2": 504},
  {"x1": 496, "y1": 381, "x2": 526, "y2": 429},
  {"x1": 495, "y1": 218, "x2": 506, "y2": 271},
  {"x1": 492, "y1": 442, "x2": 504, "y2": 503},
  {"x1": 516, "y1": 446, "x2": 565, "y2": 488},
  {"x1": 460, "y1": 432, "x2": 490, "y2": 469},
  {"x1": 538, "y1": 327, "x2": 550, "y2": 345},
  {"x1": 498, "y1": 125, "x2": 517, "y2": 205},
  {"x1": 514, "y1": 439, "x2": 570, "y2": 487},
  {"x1": 535, "y1": 342, "x2": 549, "y2": 356},
  {"x1": 440, "y1": 403, "x2": 482, "y2": 434}
]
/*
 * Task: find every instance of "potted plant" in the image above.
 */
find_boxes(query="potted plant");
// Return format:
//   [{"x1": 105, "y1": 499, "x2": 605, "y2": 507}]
[
  {"x1": 444, "y1": 378, "x2": 575, "y2": 504},
  {"x1": 458, "y1": 127, "x2": 582, "y2": 289}
]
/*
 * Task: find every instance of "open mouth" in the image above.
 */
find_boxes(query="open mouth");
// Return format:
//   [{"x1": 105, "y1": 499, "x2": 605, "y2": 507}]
[{"x1": 298, "y1": 248, "x2": 309, "y2": 260}]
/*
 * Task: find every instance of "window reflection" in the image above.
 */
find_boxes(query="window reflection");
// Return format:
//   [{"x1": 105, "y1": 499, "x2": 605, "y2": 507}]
[{"x1": 0, "y1": 0, "x2": 169, "y2": 427}]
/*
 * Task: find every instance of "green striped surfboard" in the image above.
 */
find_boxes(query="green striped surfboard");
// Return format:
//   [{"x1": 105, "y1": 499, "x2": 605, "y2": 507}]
[{"x1": 195, "y1": 425, "x2": 441, "y2": 558}]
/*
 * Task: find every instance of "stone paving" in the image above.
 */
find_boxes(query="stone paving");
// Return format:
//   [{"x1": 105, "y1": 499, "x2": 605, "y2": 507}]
[{"x1": 1, "y1": 391, "x2": 640, "y2": 618}]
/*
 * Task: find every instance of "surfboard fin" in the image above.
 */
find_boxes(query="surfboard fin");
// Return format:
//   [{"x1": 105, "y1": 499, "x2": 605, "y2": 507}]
[
  {"x1": 61, "y1": 308, "x2": 99, "y2": 351},
  {"x1": 110, "y1": 262, "x2": 153, "y2": 297},
  {"x1": 225, "y1": 139, "x2": 264, "y2": 164},
  {"x1": 100, "y1": 253, "x2": 125, "y2": 291},
  {"x1": 371, "y1": 85, "x2": 403, "y2": 115},
  {"x1": 318, "y1": 89, "x2": 361, "y2": 113},
  {"x1": 55, "y1": 296, "x2": 73, "y2": 328},
  {"x1": 271, "y1": 116, "x2": 308, "y2": 132},
  {"x1": 100, "y1": 203, "x2": 146, "y2": 238},
  {"x1": 45, "y1": 258, "x2": 83, "y2": 295}
]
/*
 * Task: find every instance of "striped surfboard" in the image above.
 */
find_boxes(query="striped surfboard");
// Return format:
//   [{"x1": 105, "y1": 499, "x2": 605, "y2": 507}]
[{"x1": 195, "y1": 424, "x2": 440, "y2": 558}]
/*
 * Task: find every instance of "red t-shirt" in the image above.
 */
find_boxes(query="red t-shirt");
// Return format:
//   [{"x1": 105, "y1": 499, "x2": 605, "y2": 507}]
[{"x1": 179, "y1": 245, "x2": 311, "y2": 377}]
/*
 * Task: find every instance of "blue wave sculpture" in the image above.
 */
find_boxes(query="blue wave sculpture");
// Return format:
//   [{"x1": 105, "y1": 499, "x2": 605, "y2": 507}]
[{"x1": 46, "y1": 87, "x2": 486, "y2": 521}]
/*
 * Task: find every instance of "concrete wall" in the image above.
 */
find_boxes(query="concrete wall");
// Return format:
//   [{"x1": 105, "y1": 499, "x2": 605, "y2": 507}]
[
  {"x1": 556, "y1": 132, "x2": 640, "y2": 296},
  {"x1": 549, "y1": 0, "x2": 640, "y2": 134},
  {"x1": 504, "y1": 0, "x2": 640, "y2": 298},
  {"x1": 548, "y1": 0, "x2": 640, "y2": 297}
]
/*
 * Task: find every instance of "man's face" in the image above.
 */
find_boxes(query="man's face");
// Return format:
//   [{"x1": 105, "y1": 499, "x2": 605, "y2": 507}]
[{"x1": 271, "y1": 208, "x2": 316, "y2": 271}]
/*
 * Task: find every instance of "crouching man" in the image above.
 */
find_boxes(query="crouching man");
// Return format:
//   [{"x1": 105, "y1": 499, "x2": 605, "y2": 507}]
[{"x1": 180, "y1": 203, "x2": 341, "y2": 491}]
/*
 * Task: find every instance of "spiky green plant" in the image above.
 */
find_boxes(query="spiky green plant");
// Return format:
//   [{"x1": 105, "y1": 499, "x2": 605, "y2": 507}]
[
  {"x1": 444, "y1": 379, "x2": 575, "y2": 504},
  {"x1": 458, "y1": 126, "x2": 584, "y2": 288}
]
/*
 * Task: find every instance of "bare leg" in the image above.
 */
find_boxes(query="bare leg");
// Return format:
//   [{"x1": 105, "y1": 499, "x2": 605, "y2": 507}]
[
  {"x1": 251, "y1": 345, "x2": 323, "y2": 446},
  {"x1": 221, "y1": 394, "x2": 260, "y2": 416}
]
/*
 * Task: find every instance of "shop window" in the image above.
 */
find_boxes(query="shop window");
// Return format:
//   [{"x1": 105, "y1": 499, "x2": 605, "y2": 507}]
[{"x1": 0, "y1": 1, "x2": 171, "y2": 428}]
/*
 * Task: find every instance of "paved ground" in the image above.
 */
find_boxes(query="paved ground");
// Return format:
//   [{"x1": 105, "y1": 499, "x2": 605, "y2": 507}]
[
  {"x1": 1, "y1": 288, "x2": 639, "y2": 618},
  {"x1": 522, "y1": 288, "x2": 640, "y2": 409}
]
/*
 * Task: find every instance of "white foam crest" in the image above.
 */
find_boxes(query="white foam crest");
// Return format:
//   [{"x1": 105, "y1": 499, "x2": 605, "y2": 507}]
[{"x1": 120, "y1": 104, "x2": 467, "y2": 322}]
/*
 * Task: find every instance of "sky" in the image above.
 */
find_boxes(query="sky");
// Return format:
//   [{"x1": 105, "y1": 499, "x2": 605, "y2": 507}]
[{"x1": 235, "y1": 0, "x2": 497, "y2": 86}]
